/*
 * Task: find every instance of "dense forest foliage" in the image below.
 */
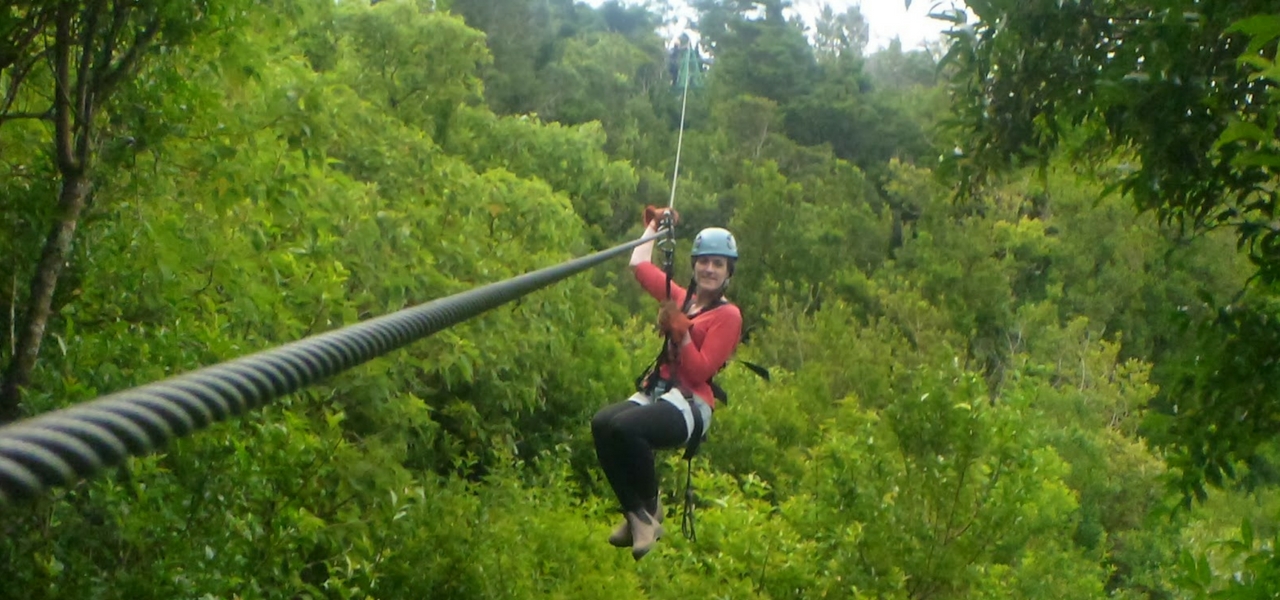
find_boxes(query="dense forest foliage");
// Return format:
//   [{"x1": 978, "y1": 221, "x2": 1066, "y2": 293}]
[{"x1": 1, "y1": 0, "x2": 1278, "y2": 597}]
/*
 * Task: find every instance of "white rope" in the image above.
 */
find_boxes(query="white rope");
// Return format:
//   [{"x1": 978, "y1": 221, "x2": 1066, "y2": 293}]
[{"x1": 666, "y1": 43, "x2": 695, "y2": 211}]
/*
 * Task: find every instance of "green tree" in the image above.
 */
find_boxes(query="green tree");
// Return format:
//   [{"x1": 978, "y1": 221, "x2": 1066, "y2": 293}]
[
  {"x1": 940, "y1": 0, "x2": 1280, "y2": 513},
  {"x1": 812, "y1": 4, "x2": 869, "y2": 64},
  {"x1": 5, "y1": 1, "x2": 1266, "y2": 598},
  {"x1": 942, "y1": 0, "x2": 1280, "y2": 281},
  {"x1": 695, "y1": 0, "x2": 819, "y2": 106},
  {"x1": 336, "y1": 0, "x2": 490, "y2": 140},
  {"x1": 0, "y1": 0, "x2": 232, "y2": 421},
  {"x1": 865, "y1": 38, "x2": 938, "y2": 91}
]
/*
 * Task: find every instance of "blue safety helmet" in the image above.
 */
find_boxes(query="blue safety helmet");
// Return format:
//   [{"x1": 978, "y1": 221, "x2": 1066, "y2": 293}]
[{"x1": 691, "y1": 227, "x2": 738, "y2": 259}]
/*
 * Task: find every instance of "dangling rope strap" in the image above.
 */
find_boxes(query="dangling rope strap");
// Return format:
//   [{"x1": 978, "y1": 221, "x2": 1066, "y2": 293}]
[
  {"x1": 0, "y1": 230, "x2": 669, "y2": 505},
  {"x1": 681, "y1": 458, "x2": 697, "y2": 541},
  {"x1": 680, "y1": 399, "x2": 706, "y2": 542}
]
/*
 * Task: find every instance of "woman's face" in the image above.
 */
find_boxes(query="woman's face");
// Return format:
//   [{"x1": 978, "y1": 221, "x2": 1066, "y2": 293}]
[{"x1": 693, "y1": 255, "x2": 731, "y2": 293}]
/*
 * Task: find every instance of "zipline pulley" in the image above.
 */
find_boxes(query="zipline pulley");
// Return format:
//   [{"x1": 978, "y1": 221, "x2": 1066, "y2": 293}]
[{"x1": 658, "y1": 212, "x2": 677, "y2": 300}]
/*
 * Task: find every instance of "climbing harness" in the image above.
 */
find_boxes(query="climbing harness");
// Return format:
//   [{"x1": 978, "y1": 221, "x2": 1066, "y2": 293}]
[
  {"x1": 634, "y1": 296, "x2": 771, "y2": 542},
  {"x1": 634, "y1": 267, "x2": 723, "y2": 542}
]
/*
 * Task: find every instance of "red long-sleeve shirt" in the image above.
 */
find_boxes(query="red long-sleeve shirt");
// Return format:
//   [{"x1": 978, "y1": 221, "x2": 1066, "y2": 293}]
[{"x1": 635, "y1": 262, "x2": 741, "y2": 409}]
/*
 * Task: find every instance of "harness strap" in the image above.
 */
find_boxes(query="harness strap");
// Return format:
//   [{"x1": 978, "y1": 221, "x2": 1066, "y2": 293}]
[
  {"x1": 681, "y1": 459, "x2": 697, "y2": 541},
  {"x1": 681, "y1": 403, "x2": 705, "y2": 541},
  {"x1": 633, "y1": 275, "x2": 731, "y2": 544},
  {"x1": 683, "y1": 398, "x2": 706, "y2": 461},
  {"x1": 636, "y1": 297, "x2": 728, "y2": 396}
]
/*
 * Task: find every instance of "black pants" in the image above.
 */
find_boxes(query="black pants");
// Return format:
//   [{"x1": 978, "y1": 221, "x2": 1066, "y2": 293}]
[{"x1": 591, "y1": 399, "x2": 688, "y2": 515}]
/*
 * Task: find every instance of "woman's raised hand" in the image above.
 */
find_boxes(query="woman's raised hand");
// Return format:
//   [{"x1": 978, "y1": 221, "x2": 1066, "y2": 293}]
[
  {"x1": 657, "y1": 300, "x2": 693, "y2": 339},
  {"x1": 643, "y1": 205, "x2": 680, "y2": 229}
]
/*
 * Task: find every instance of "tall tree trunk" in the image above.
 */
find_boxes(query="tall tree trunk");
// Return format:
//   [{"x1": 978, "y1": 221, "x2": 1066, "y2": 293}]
[
  {"x1": 0, "y1": 1, "x2": 204, "y2": 422},
  {"x1": 0, "y1": 3, "x2": 89, "y2": 422},
  {"x1": 0, "y1": 174, "x2": 91, "y2": 421}
]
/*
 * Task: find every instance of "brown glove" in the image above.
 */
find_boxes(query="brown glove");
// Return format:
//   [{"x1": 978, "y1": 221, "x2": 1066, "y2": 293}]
[
  {"x1": 657, "y1": 300, "x2": 693, "y2": 339},
  {"x1": 643, "y1": 205, "x2": 680, "y2": 229}
]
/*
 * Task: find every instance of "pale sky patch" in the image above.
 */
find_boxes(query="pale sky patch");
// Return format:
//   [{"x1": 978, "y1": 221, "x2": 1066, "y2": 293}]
[
  {"x1": 585, "y1": 0, "x2": 967, "y2": 55},
  {"x1": 791, "y1": 0, "x2": 966, "y2": 52}
]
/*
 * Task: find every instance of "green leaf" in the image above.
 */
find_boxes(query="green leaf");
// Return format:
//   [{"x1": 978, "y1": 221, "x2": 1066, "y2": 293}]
[
  {"x1": 1230, "y1": 151, "x2": 1280, "y2": 169},
  {"x1": 1214, "y1": 120, "x2": 1269, "y2": 149},
  {"x1": 1226, "y1": 15, "x2": 1280, "y2": 54}
]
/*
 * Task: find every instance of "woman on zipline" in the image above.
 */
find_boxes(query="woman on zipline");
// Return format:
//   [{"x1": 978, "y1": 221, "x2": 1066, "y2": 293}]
[{"x1": 591, "y1": 206, "x2": 743, "y2": 561}]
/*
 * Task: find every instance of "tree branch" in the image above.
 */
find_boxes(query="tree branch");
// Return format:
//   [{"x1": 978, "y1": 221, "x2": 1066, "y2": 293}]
[
  {"x1": 0, "y1": 5, "x2": 52, "y2": 73},
  {"x1": 0, "y1": 109, "x2": 55, "y2": 126},
  {"x1": 53, "y1": 2, "x2": 78, "y2": 174},
  {"x1": 1, "y1": 55, "x2": 41, "y2": 118},
  {"x1": 97, "y1": 19, "x2": 161, "y2": 96},
  {"x1": 74, "y1": 0, "x2": 108, "y2": 165},
  {"x1": 106, "y1": 0, "x2": 132, "y2": 65}
]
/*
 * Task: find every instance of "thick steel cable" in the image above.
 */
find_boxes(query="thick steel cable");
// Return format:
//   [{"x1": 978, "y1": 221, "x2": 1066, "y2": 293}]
[{"x1": 0, "y1": 230, "x2": 667, "y2": 505}]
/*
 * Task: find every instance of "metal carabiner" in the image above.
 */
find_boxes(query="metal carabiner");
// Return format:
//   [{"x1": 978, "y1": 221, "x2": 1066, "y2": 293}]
[
  {"x1": 657, "y1": 211, "x2": 677, "y2": 242},
  {"x1": 656, "y1": 211, "x2": 677, "y2": 262}
]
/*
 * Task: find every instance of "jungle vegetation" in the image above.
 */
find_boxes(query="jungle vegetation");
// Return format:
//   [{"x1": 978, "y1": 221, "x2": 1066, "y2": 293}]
[{"x1": 1, "y1": 0, "x2": 1277, "y2": 598}]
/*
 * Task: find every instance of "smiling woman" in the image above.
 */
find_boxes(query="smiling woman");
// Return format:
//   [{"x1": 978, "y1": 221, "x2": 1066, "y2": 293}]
[{"x1": 589, "y1": 207, "x2": 742, "y2": 561}]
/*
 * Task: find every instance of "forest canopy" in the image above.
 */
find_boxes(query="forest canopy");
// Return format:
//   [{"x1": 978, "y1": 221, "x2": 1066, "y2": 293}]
[{"x1": 1, "y1": 0, "x2": 1278, "y2": 598}]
